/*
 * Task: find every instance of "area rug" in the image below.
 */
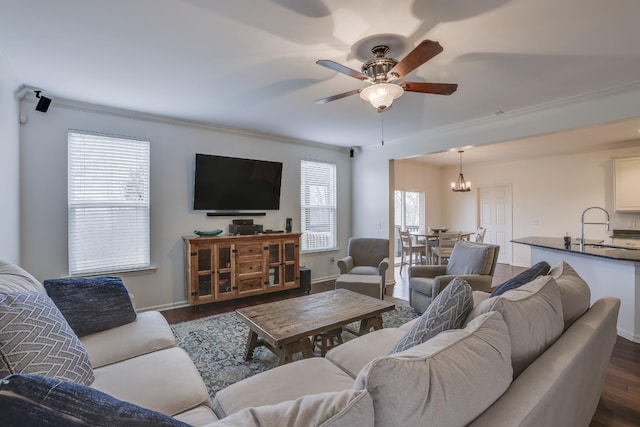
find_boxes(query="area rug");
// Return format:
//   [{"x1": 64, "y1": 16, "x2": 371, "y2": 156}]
[{"x1": 171, "y1": 304, "x2": 419, "y2": 398}]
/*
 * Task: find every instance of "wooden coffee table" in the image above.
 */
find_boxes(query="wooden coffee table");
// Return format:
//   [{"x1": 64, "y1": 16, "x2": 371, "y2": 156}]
[{"x1": 236, "y1": 289, "x2": 395, "y2": 365}]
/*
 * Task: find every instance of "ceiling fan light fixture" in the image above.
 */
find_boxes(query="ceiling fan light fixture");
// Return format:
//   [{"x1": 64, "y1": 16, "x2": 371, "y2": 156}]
[
  {"x1": 360, "y1": 83, "x2": 404, "y2": 110},
  {"x1": 451, "y1": 150, "x2": 471, "y2": 192}
]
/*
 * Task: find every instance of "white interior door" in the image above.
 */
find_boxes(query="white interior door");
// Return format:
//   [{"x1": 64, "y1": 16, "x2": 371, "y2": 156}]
[{"x1": 479, "y1": 185, "x2": 513, "y2": 265}]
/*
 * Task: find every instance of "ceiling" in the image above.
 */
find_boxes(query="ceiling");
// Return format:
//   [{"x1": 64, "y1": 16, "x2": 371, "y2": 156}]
[{"x1": 2, "y1": 0, "x2": 640, "y2": 156}]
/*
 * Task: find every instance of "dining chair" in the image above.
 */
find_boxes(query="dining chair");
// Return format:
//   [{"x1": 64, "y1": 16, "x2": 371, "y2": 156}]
[
  {"x1": 417, "y1": 233, "x2": 439, "y2": 265},
  {"x1": 431, "y1": 231, "x2": 461, "y2": 265},
  {"x1": 399, "y1": 230, "x2": 427, "y2": 274},
  {"x1": 474, "y1": 227, "x2": 487, "y2": 243}
]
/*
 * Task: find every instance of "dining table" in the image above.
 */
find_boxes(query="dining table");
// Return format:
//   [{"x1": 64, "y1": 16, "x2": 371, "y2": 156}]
[{"x1": 410, "y1": 230, "x2": 474, "y2": 264}]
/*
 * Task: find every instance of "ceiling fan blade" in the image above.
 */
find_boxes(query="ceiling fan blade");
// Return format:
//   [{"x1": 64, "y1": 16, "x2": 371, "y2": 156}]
[
  {"x1": 389, "y1": 40, "x2": 443, "y2": 79},
  {"x1": 314, "y1": 89, "x2": 361, "y2": 104},
  {"x1": 401, "y1": 82, "x2": 458, "y2": 95},
  {"x1": 316, "y1": 60, "x2": 371, "y2": 81}
]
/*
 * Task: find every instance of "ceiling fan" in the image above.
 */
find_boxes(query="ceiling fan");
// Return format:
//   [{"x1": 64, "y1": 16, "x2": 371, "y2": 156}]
[{"x1": 315, "y1": 40, "x2": 458, "y2": 111}]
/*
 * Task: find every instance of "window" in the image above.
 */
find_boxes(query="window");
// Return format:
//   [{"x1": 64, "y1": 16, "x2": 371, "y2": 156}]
[
  {"x1": 68, "y1": 131, "x2": 150, "y2": 275},
  {"x1": 300, "y1": 160, "x2": 336, "y2": 252},
  {"x1": 394, "y1": 190, "x2": 424, "y2": 232},
  {"x1": 394, "y1": 190, "x2": 425, "y2": 256}
]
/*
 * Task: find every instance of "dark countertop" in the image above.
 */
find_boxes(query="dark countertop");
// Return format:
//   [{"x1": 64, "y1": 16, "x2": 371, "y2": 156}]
[{"x1": 512, "y1": 236, "x2": 640, "y2": 262}]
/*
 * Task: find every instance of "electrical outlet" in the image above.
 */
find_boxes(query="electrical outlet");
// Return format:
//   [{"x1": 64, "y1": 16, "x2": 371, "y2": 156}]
[{"x1": 329, "y1": 257, "x2": 335, "y2": 263}]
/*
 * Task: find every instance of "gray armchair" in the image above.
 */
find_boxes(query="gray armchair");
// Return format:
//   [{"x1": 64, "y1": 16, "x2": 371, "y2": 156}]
[
  {"x1": 408, "y1": 241, "x2": 500, "y2": 314},
  {"x1": 337, "y1": 237, "x2": 390, "y2": 282}
]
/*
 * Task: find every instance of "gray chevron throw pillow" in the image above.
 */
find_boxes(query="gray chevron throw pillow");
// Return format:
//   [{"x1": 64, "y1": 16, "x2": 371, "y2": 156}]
[
  {"x1": 390, "y1": 277, "x2": 473, "y2": 353},
  {"x1": 0, "y1": 292, "x2": 94, "y2": 385}
]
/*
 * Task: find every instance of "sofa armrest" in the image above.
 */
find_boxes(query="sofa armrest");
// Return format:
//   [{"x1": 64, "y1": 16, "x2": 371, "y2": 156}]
[
  {"x1": 459, "y1": 275, "x2": 494, "y2": 293},
  {"x1": 433, "y1": 274, "x2": 494, "y2": 296},
  {"x1": 337, "y1": 256, "x2": 354, "y2": 274},
  {"x1": 431, "y1": 275, "x2": 459, "y2": 296},
  {"x1": 377, "y1": 257, "x2": 390, "y2": 280},
  {"x1": 408, "y1": 265, "x2": 446, "y2": 279}
]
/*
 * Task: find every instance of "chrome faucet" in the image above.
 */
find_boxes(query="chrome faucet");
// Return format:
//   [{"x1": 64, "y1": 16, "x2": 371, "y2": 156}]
[{"x1": 580, "y1": 206, "x2": 610, "y2": 251}]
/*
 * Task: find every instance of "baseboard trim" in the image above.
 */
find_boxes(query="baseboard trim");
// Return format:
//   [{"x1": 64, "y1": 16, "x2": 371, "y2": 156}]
[
  {"x1": 313, "y1": 275, "x2": 339, "y2": 283},
  {"x1": 139, "y1": 300, "x2": 190, "y2": 313},
  {"x1": 140, "y1": 278, "x2": 339, "y2": 312}
]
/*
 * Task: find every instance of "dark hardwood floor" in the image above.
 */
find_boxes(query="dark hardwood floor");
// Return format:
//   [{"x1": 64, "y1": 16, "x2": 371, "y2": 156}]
[{"x1": 161, "y1": 264, "x2": 640, "y2": 426}]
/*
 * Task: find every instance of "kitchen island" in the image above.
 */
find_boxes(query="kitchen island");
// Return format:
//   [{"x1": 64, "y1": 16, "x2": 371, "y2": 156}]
[{"x1": 513, "y1": 237, "x2": 640, "y2": 342}]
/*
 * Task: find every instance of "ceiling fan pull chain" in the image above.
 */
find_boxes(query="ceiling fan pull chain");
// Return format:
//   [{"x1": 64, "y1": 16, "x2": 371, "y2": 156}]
[{"x1": 380, "y1": 114, "x2": 385, "y2": 145}]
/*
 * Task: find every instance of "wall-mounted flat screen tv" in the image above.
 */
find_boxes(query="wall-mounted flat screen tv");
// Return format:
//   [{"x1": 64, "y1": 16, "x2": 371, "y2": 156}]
[{"x1": 193, "y1": 153, "x2": 283, "y2": 211}]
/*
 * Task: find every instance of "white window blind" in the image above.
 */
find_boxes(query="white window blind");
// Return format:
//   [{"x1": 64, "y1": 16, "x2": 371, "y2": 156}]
[
  {"x1": 300, "y1": 160, "x2": 336, "y2": 252},
  {"x1": 68, "y1": 131, "x2": 150, "y2": 275}
]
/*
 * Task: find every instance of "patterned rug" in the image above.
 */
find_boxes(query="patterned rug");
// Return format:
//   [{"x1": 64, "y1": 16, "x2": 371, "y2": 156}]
[{"x1": 170, "y1": 303, "x2": 419, "y2": 398}]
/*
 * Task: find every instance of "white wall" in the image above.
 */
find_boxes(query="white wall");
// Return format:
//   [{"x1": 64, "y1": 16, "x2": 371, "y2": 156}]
[
  {"x1": 0, "y1": 51, "x2": 20, "y2": 263},
  {"x1": 19, "y1": 97, "x2": 351, "y2": 310},
  {"x1": 393, "y1": 158, "x2": 445, "y2": 228},
  {"x1": 353, "y1": 84, "x2": 640, "y2": 257}
]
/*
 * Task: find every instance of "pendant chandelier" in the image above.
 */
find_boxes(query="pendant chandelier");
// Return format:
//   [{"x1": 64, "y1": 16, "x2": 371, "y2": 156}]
[{"x1": 451, "y1": 150, "x2": 471, "y2": 192}]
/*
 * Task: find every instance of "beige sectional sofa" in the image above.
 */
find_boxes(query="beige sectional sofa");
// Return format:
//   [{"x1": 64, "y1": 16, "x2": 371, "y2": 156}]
[
  {"x1": 211, "y1": 261, "x2": 620, "y2": 427},
  {"x1": 0, "y1": 260, "x2": 220, "y2": 425},
  {"x1": 1, "y1": 259, "x2": 620, "y2": 426}
]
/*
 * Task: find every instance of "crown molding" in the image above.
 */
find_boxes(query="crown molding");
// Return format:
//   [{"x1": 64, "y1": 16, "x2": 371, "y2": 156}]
[
  {"x1": 19, "y1": 91, "x2": 347, "y2": 153},
  {"x1": 393, "y1": 79, "x2": 640, "y2": 145}
]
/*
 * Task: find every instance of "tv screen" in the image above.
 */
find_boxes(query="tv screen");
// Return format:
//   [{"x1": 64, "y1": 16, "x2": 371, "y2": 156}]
[{"x1": 193, "y1": 153, "x2": 283, "y2": 211}]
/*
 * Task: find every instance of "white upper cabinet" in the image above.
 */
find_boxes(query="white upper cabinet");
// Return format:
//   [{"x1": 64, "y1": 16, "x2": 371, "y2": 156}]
[{"x1": 614, "y1": 156, "x2": 640, "y2": 212}]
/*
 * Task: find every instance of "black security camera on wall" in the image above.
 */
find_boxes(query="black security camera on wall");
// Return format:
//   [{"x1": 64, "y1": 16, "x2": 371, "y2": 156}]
[{"x1": 34, "y1": 90, "x2": 51, "y2": 112}]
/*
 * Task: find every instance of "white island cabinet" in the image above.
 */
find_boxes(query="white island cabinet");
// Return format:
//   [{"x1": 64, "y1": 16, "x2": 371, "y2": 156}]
[{"x1": 513, "y1": 237, "x2": 640, "y2": 343}]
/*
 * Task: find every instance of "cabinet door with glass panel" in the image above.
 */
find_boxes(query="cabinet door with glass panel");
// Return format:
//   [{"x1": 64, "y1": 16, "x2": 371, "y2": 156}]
[
  {"x1": 282, "y1": 238, "x2": 300, "y2": 289},
  {"x1": 187, "y1": 241, "x2": 236, "y2": 304},
  {"x1": 266, "y1": 240, "x2": 284, "y2": 289}
]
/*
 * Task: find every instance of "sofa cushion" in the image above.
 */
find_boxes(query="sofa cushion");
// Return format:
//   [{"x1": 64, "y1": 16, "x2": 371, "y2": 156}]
[
  {"x1": 91, "y1": 347, "x2": 211, "y2": 417},
  {"x1": 477, "y1": 275, "x2": 564, "y2": 378},
  {"x1": 326, "y1": 328, "x2": 407, "y2": 378},
  {"x1": 173, "y1": 406, "x2": 220, "y2": 425},
  {"x1": 81, "y1": 310, "x2": 176, "y2": 368},
  {"x1": 213, "y1": 357, "x2": 355, "y2": 418},
  {"x1": 347, "y1": 266, "x2": 379, "y2": 276},
  {"x1": 0, "y1": 292, "x2": 94, "y2": 385},
  {"x1": 491, "y1": 261, "x2": 551, "y2": 296},
  {"x1": 44, "y1": 276, "x2": 137, "y2": 337},
  {"x1": 390, "y1": 277, "x2": 473, "y2": 353},
  {"x1": 446, "y1": 241, "x2": 492, "y2": 275},
  {"x1": 469, "y1": 297, "x2": 620, "y2": 427},
  {"x1": 0, "y1": 260, "x2": 46, "y2": 294},
  {"x1": 211, "y1": 389, "x2": 374, "y2": 427},
  {"x1": 354, "y1": 311, "x2": 513, "y2": 427},
  {"x1": 549, "y1": 261, "x2": 591, "y2": 328},
  {"x1": 0, "y1": 373, "x2": 188, "y2": 426}
]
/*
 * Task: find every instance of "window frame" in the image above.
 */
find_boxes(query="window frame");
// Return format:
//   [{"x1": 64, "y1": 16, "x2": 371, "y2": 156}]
[
  {"x1": 67, "y1": 130, "x2": 151, "y2": 276},
  {"x1": 300, "y1": 159, "x2": 337, "y2": 253}
]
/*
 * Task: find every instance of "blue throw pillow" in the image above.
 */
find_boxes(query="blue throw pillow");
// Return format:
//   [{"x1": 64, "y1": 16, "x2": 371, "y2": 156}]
[
  {"x1": 390, "y1": 277, "x2": 473, "y2": 353},
  {"x1": 490, "y1": 261, "x2": 551, "y2": 296},
  {"x1": 44, "y1": 276, "x2": 136, "y2": 337},
  {"x1": 0, "y1": 373, "x2": 189, "y2": 426}
]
